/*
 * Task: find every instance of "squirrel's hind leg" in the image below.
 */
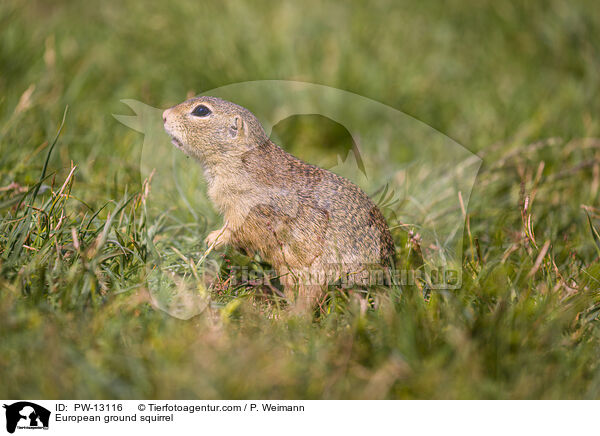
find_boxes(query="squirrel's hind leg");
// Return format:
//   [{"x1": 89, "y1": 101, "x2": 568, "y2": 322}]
[{"x1": 280, "y1": 267, "x2": 327, "y2": 315}]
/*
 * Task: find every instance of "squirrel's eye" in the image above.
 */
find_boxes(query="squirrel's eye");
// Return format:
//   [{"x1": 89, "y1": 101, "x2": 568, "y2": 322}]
[{"x1": 191, "y1": 105, "x2": 211, "y2": 117}]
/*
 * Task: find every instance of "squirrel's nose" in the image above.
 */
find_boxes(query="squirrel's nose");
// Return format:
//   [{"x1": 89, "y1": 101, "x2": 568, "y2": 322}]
[{"x1": 162, "y1": 108, "x2": 170, "y2": 124}]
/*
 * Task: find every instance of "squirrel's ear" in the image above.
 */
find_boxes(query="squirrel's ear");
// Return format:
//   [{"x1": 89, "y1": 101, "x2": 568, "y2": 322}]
[{"x1": 229, "y1": 115, "x2": 246, "y2": 138}]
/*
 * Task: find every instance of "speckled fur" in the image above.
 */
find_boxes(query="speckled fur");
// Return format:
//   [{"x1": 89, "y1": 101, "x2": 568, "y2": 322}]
[{"x1": 163, "y1": 96, "x2": 394, "y2": 311}]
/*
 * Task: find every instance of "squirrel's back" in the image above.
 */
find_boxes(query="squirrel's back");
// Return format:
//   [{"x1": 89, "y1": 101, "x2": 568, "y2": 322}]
[{"x1": 238, "y1": 139, "x2": 395, "y2": 268}]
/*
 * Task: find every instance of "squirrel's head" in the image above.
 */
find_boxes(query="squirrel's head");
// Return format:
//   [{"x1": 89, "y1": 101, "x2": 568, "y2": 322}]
[{"x1": 163, "y1": 96, "x2": 268, "y2": 164}]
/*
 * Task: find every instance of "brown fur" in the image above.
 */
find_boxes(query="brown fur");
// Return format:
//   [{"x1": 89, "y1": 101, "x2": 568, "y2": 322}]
[{"x1": 163, "y1": 96, "x2": 394, "y2": 311}]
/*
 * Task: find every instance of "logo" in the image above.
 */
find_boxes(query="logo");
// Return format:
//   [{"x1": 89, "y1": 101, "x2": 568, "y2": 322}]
[
  {"x1": 114, "y1": 81, "x2": 481, "y2": 318},
  {"x1": 3, "y1": 402, "x2": 50, "y2": 434}
]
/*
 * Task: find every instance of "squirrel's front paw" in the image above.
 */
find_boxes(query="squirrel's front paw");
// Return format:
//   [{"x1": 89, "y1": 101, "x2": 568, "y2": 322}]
[{"x1": 205, "y1": 228, "x2": 229, "y2": 250}]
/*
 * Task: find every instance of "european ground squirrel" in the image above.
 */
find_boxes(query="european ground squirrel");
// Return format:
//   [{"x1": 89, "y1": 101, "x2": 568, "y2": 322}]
[{"x1": 163, "y1": 96, "x2": 394, "y2": 311}]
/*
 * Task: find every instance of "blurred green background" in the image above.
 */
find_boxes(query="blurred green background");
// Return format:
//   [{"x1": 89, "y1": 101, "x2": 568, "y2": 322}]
[{"x1": 1, "y1": 0, "x2": 600, "y2": 399}]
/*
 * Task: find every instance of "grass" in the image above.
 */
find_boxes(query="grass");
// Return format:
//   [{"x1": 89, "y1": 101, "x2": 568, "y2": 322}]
[{"x1": 1, "y1": 0, "x2": 600, "y2": 399}]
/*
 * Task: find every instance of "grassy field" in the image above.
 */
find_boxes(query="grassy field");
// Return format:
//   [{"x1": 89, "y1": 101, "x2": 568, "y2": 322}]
[{"x1": 1, "y1": 0, "x2": 600, "y2": 399}]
